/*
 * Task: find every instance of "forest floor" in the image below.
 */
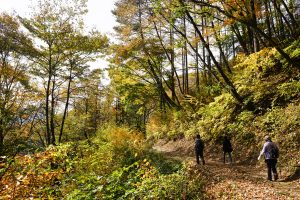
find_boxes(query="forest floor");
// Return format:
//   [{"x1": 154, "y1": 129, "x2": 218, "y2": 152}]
[{"x1": 153, "y1": 139, "x2": 300, "y2": 200}]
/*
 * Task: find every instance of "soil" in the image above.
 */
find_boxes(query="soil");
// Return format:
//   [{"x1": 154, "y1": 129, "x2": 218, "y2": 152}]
[{"x1": 153, "y1": 139, "x2": 300, "y2": 200}]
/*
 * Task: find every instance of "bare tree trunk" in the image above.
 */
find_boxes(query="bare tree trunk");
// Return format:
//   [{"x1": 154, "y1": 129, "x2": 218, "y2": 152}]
[
  {"x1": 45, "y1": 57, "x2": 52, "y2": 145},
  {"x1": 138, "y1": 1, "x2": 180, "y2": 109},
  {"x1": 170, "y1": 26, "x2": 177, "y2": 100},
  {"x1": 164, "y1": 13, "x2": 221, "y2": 92},
  {"x1": 195, "y1": 29, "x2": 200, "y2": 92},
  {"x1": 50, "y1": 73, "x2": 56, "y2": 145},
  {"x1": 59, "y1": 62, "x2": 73, "y2": 143},
  {"x1": 183, "y1": 16, "x2": 189, "y2": 94},
  {"x1": 250, "y1": 0, "x2": 260, "y2": 52},
  {"x1": 182, "y1": 46, "x2": 185, "y2": 94},
  {"x1": 84, "y1": 97, "x2": 89, "y2": 140}
]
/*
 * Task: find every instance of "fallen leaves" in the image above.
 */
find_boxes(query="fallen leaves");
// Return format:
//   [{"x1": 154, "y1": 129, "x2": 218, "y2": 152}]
[{"x1": 203, "y1": 163, "x2": 300, "y2": 200}]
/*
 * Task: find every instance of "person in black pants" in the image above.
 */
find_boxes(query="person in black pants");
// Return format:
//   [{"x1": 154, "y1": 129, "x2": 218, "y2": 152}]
[
  {"x1": 195, "y1": 134, "x2": 205, "y2": 165},
  {"x1": 223, "y1": 136, "x2": 233, "y2": 164},
  {"x1": 258, "y1": 135, "x2": 279, "y2": 181}
]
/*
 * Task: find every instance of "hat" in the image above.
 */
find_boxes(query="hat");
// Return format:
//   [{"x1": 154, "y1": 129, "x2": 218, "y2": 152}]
[{"x1": 264, "y1": 135, "x2": 271, "y2": 141}]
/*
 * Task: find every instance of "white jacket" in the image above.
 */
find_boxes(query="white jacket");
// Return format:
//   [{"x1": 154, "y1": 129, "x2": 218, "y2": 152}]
[{"x1": 258, "y1": 141, "x2": 279, "y2": 160}]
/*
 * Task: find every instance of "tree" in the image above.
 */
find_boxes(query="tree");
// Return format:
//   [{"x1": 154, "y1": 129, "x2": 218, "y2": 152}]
[
  {"x1": 112, "y1": 0, "x2": 181, "y2": 114},
  {"x1": 190, "y1": 0, "x2": 296, "y2": 64},
  {"x1": 58, "y1": 31, "x2": 108, "y2": 143},
  {"x1": 20, "y1": 0, "x2": 108, "y2": 145},
  {"x1": 62, "y1": 69, "x2": 113, "y2": 141},
  {"x1": 0, "y1": 13, "x2": 36, "y2": 152}
]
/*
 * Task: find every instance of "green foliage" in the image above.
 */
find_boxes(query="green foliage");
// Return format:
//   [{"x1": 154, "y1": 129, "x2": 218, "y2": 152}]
[
  {"x1": 100, "y1": 160, "x2": 203, "y2": 200},
  {"x1": 276, "y1": 80, "x2": 300, "y2": 101},
  {"x1": 284, "y1": 39, "x2": 300, "y2": 59},
  {"x1": 146, "y1": 151, "x2": 182, "y2": 174},
  {"x1": 40, "y1": 125, "x2": 202, "y2": 199},
  {"x1": 11, "y1": 126, "x2": 199, "y2": 199},
  {"x1": 234, "y1": 48, "x2": 277, "y2": 97},
  {"x1": 196, "y1": 93, "x2": 238, "y2": 139}
]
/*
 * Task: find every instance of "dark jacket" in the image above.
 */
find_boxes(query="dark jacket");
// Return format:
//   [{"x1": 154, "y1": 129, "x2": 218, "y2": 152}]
[
  {"x1": 195, "y1": 138, "x2": 204, "y2": 153},
  {"x1": 223, "y1": 138, "x2": 233, "y2": 153}
]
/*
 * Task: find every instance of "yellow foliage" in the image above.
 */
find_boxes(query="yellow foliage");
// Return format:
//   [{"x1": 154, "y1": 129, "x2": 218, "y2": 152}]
[
  {"x1": 233, "y1": 47, "x2": 278, "y2": 94},
  {"x1": 190, "y1": 36, "x2": 200, "y2": 47},
  {"x1": 0, "y1": 150, "x2": 64, "y2": 199},
  {"x1": 104, "y1": 126, "x2": 145, "y2": 153},
  {"x1": 121, "y1": 25, "x2": 133, "y2": 37},
  {"x1": 115, "y1": 2, "x2": 138, "y2": 19}
]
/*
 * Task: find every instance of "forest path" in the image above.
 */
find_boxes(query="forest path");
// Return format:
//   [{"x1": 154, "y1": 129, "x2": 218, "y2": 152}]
[{"x1": 153, "y1": 139, "x2": 300, "y2": 200}]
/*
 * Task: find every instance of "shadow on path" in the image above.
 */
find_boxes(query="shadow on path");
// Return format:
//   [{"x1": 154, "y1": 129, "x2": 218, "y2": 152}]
[{"x1": 281, "y1": 166, "x2": 300, "y2": 182}]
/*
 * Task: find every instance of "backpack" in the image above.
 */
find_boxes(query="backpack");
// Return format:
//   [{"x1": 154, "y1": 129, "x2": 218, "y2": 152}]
[{"x1": 269, "y1": 144, "x2": 279, "y2": 159}]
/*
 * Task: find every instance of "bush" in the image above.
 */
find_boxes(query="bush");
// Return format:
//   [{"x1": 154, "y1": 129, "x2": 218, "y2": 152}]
[{"x1": 100, "y1": 161, "x2": 204, "y2": 200}]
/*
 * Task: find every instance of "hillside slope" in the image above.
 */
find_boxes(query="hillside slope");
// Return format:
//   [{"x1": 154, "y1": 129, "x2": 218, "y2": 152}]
[{"x1": 153, "y1": 139, "x2": 300, "y2": 199}]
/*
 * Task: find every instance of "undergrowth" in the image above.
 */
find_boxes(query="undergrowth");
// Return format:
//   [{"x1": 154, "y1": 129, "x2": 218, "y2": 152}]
[{"x1": 0, "y1": 126, "x2": 205, "y2": 199}]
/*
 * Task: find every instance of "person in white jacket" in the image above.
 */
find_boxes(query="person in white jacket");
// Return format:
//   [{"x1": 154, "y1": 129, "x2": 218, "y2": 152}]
[{"x1": 258, "y1": 135, "x2": 279, "y2": 181}]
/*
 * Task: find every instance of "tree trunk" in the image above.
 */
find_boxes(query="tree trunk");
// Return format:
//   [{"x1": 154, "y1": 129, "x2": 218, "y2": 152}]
[
  {"x1": 273, "y1": 0, "x2": 294, "y2": 38},
  {"x1": 268, "y1": 1, "x2": 277, "y2": 37},
  {"x1": 194, "y1": 0, "x2": 293, "y2": 64},
  {"x1": 165, "y1": 14, "x2": 221, "y2": 91},
  {"x1": 50, "y1": 74, "x2": 56, "y2": 145},
  {"x1": 170, "y1": 26, "x2": 178, "y2": 100},
  {"x1": 59, "y1": 62, "x2": 73, "y2": 143},
  {"x1": 279, "y1": 0, "x2": 299, "y2": 34},
  {"x1": 195, "y1": 29, "x2": 200, "y2": 92},
  {"x1": 0, "y1": 119, "x2": 4, "y2": 154},
  {"x1": 180, "y1": 0, "x2": 244, "y2": 104},
  {"x1": 84, "y1": 97, "x2": 89, "y2": 140},
  {"x1": 231, "y1": 24, "x2": 249, "y2": 54},
  {"x1": 153, "y1": 20, "x2": 183, "y2": 99},
  {"x1": 183, "y1": 16, "x2": 189, "y2": 94},
  {"x1": 45, "y1": 60, "x2": 52, "y2": 146},
  {"x1": 250, "y1": 0, "x2": 260, "y2": 52},
  {"x1": 211, "y1": 21, "x2": 232, "y2": 73},
  {"x1": 264, "y1": 0, "x2": 273, "y2": 38},
  {"x1": 138, "y1": 2, "x2": 180, "y2": 109},
  {"x1": 147, "y1": 60, "x2": 180, "y2": 109}
]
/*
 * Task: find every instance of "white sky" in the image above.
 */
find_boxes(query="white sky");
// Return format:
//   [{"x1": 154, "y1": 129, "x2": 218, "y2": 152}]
[
  {"x1": 0, "y1": 0, "x2": 117, "y2": 83},
  {"x1": 0, "y1": 0, "x2": 117, "y2": 34}
]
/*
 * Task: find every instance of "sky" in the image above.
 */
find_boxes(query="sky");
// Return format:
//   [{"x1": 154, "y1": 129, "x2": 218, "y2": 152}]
[
  {"x1": 0, "y1": 0, "x2": 117, "y2": 83},
  {"x1": 0, "y1": 0, "x2": 117, "y2": 34}
]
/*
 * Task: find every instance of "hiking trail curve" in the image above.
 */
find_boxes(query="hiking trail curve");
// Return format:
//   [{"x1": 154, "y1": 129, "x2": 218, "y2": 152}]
[{"x1": 153, "y1": 139, "x2": 300, "y2": 200}]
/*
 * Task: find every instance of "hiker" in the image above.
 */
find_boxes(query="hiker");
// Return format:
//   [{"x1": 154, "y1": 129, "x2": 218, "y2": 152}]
[
  {"x1": 223, "y1": 136, "x2": 233, "y2": 164},
  {"x1": 195, "y1": 134, "x2": 205, "y2": 165},
  {"x1": 257, "y1": 135, "x2": 279, "y2": 181}
]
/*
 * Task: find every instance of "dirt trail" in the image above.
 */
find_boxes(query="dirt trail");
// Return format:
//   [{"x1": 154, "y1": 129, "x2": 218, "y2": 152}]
[{"x1": 153, "y1": 139, "x2": 300, "y2": 200}]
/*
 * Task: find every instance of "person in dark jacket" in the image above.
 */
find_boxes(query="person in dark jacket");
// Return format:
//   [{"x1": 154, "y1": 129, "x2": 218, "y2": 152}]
[
  {"x1": 258, "y1": 135, "x2": 279, "y2": 181},
  {"x1": 195, "y1": 134, "x2": 205, "y2": 165},
  {"x1": 223, "y1": 136, "x2": 233, "y2": 164}
]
